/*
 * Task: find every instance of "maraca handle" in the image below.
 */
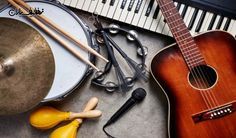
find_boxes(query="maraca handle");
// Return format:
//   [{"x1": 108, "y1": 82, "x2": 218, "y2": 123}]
[
  {"x1": 69, "y1": 110, "x2": 102, "y2": 119},
  {"x1": 83, "y1": 97, "x2": 99, "y2": 112}
]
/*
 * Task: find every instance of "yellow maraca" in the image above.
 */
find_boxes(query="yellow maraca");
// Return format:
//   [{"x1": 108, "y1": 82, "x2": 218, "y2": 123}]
[
  {"x1": 50, "y1": 97, "x2": 101, "y2": 138},
  {"x1": 30, "y1": 97, "x2": 100, "y2": 129}
]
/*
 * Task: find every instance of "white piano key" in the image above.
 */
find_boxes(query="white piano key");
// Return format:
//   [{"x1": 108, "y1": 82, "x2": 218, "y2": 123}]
[
  {"x1": 228, "y1": 20, "x2": 235, "y2": 32},
  {"x1": 64, "y1": 0, "x2": 72, "y2": 6},
  {"x1": 94, "y1": 0, "x2": 105, "y2": 14},
  {"x1": 229, "y1": 20, "x2": 236, "y2": 36},
  {"x1": 156, "y1": 14, "x2": 165, "y2": 34},
  {"x1": 113, "y1": 0, "x2": 124, "y2": 20},
  {"x1": 178, "y1": 4, "x2": 185, "y2": 17},
  {"x1": 119, "y1": 0, "x2": 131, "y2": 22},
  {"x1": 150, "y1": 6, "x2": 161, "y2": 32},
  {"x1": 69, "y1": 0, "x2": 78, "y2": 7},
  {"x1": 212, "y1": 15, "x2": 221, "y2": 30},
  {"x1": 143, "y1": 1, "x2": 158, "y2": 29},
  {"x1": 137, "y1": 0, "x2": 150, "y2": 27},
  {"x1": 184, "y1": 7, "x2": 195, "y2": 27},
  {"x1": 131, "y1": 0, "x2": 147, "y2": 26},
  {"x1": 183, "y1": 7, "x2": 192, "y2": 23},
  {"x1": 200, "y1": 13, "x2": 213, "y2": 32},
  {"x1": 107, "y1": 0, "x2": 119, "y2": 18},
  {"x1": 220, "y1": 17, "x2": 228, "y2": 30},
  {"x1": 101, "y1": 0, "x2": 112, "y2": 16},
  {"x1": 202, "y1": 13, "x2": 213, "y2": 32},
  {"x1": 125, "y1": 0, "x2": 139, "y2": 24},
  {"x1": 76, "y1": 0, "x2": 85, "y2": 9},
  {"x1": 82, "y1": 0, "x2": 92, "y2": 11},
  {"x1": 190, "y1": 10, "x2": 203, "y2": 35},
  {"x1": 161, "y1": 23, "x2": 170, "y2": 35},
  {"x1": 88, "y1": 0, "x2": 99, "y2": 13}
]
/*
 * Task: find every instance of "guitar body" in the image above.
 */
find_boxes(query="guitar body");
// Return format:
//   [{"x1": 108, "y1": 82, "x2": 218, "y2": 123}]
[{"x1": 151, "y1": 31, "x2": 236, "y2": 138}]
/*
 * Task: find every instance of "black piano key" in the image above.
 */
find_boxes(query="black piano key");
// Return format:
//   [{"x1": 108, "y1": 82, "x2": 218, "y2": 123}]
[
  {"x1": 195, "y1": 11, "x2": 206, "y2": 32},
  {"x1": 176, "y1": 3, "x2": 181, "y2": 10},
  {"x1": 110, "y1": 0, "x2": 115, "y2": 6},
  {"x1": 135, "y1": 0, "x2": 143, "y2": 13},
  {"x1": 121, "y1": 0, "x2": 128, "y2": 9},
  {"x1": 207, "y1": 14, "x2": 217, "y2": 30},
  {"x1": 223, "y1": 18, "x2": 231, "y2": 31},
  {"x1": 153, "y1": 5, "x2": 160, "y2": 19},
  {"x1": 145, "y1": 0, "x2": 154, "y2": 17},
  {"x1": 181, "y1": 5, "x2": 188, "y2": 18},
  {"x1": 216, "y1": 16, "x2": 224, "y2": 29},
  {"x1": 128, "y1": 0, "x2": 135, "y2": 11},
  {"x1": 188, "y1": 9, "x2": 199, "y2": 29},
  {"x1": 102, "y1": 0, "x2": 107, "y2": 4}
]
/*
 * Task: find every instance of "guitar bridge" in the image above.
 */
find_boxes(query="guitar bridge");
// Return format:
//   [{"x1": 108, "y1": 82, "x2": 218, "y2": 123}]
[{"x1": 192, "y1": 101, "x2": 236, "y2": 123}]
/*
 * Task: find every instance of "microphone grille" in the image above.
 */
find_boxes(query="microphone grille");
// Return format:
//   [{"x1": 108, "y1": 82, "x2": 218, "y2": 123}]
[{"x1": 132, "y1": 88, "x2": 146, "y2": 102}]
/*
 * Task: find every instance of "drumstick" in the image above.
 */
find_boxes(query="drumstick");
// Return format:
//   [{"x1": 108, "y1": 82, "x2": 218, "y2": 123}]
[
  {"x1": 13, "y1": 0, "x2": 108, "y2": 63},
  {"x1": 7, "y1": 0, "x2": 99, "y2": 71}
]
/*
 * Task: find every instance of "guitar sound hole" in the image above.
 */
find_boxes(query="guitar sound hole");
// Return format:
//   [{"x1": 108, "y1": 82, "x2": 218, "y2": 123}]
[{"x1": 188, "y1": 65, "x2": 218, "y2": 90}]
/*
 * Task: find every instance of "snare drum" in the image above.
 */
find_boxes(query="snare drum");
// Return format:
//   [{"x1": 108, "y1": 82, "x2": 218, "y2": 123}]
[{"x1": 0, "y1": 0, "x2": 97, "y2": 102}]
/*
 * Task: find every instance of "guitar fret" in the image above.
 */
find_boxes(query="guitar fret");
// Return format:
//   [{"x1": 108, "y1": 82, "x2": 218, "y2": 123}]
[
  {"x1": 185, "y1": 57, "x2": 204, "y2": 65},
  {"x1": 183, "y1": 51, "x2": 203, "y2": 59},
  {"x1": 159, "y1": 0, "x2": 172, "y2": 7},
  {"x1": 181, "y1": 44, "x2": 198, "y2": 51},
  {"x1": 162, "y1": 7, "x2": 176, "y2": 14},
  {"x1": 163, "y1": 13, "x2": 179, "y2": 21},
  {"x1": 173, "y1": 27, "x2": 188, "y2": 34},
  {"x1": 175, "y1": 32, "x2": 191, "y2": 39},
  {"x1": 171, "y1": 23, "x2": 186, "y2": 30},
  {"x1": 176, "y1": 37, "x2": 192, "y2": 44},
  {"x1": 180, "y1": 40, "x2": 195, "y2": 46},
  {"x1": 168, "y1": 18, "x2": 183, "y2": 25},
  {"x1": 158, "y1": 0, "x2": 206, "y2": 69}
]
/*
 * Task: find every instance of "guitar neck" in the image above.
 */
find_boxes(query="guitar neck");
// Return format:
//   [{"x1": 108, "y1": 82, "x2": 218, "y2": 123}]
[{"x1": 156, "y1": 0, "x2": 206, "y2": 69}]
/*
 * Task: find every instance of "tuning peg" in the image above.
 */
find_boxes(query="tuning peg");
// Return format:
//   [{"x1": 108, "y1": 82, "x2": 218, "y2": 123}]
[{"x1": 30, "y1": 97, "x2": 99, "y2": 129}]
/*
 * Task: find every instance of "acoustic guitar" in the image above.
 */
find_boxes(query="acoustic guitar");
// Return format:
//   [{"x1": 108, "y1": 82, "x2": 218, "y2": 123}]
[{"x1": 151, "y1": 0, "x2": 236, "y2": 137}]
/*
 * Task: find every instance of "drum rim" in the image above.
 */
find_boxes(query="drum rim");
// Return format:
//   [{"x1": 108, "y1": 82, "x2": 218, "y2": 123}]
[{"x1": 0, "y1": 0, "x2": 95, "y2": 102}]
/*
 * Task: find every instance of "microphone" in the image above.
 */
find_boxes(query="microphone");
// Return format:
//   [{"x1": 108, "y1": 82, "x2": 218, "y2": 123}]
[{"x1": 103, "y1": 88, "x2": 146, "y2": 137}]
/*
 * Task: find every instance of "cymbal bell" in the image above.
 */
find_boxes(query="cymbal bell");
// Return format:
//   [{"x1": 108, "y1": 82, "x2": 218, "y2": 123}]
[{"x1": 0, "y1": 18, "x2": 55, "y2": 115}]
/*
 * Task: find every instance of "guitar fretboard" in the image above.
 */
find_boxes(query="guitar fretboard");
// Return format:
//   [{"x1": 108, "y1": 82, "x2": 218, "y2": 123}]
[{"x1": 157, "y1": 0, "x2": 205, "y2": 69}]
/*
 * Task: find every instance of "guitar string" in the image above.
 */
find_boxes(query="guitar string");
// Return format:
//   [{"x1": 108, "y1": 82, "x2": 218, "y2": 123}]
[
  {"x1": 158, "y1": 0, "x2": 216, "y2": 108},
  {"x1": 158, "y1": 2, "x2": 231, "y2": 131},
  {"x1": 158, "y1": 0, "x2": 218, "y2": 109},
  {"x1": 163, "y1": 1, "x2": 220, "y2": 107},
  {"x1": 158, "y1": 0, "x2": 214, "y2": 108},
  {"x1": 167, "y1": 7, "x2": 220, "y2": 108},
  {"x1": 158, "y1": 0, "x2": 212, "y2": 108}
]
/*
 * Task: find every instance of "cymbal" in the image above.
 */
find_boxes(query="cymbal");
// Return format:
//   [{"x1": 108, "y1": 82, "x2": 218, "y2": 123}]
[{"x1": 0, "y1": 18, "x2": 55, "y2": 115}]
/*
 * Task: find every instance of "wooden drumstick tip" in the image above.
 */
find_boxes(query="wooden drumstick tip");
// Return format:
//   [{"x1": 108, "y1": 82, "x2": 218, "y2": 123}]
[
  {"x1": 8, "y1": 0, "x2": 100, "y2": 71},
  {"x1": 69, "y1": 110, "x2": 102, "y2": 120},
  {"x1": 13, "y1": 0, "x2": 109, "y2": 63}
]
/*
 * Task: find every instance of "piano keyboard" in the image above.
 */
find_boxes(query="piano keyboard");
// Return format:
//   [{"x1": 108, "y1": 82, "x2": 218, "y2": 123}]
[{"x1": 59, "y1": 0, "x2": 236, "y2": 37}]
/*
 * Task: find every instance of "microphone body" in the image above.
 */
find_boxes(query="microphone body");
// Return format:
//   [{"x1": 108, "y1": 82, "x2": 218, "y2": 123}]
[
  {"x1": 104, "y1": 88, "x2": 146, "y2": 127},
  {"x1": 105, "y1": 97, "x2": 136, "y2": 126}
]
